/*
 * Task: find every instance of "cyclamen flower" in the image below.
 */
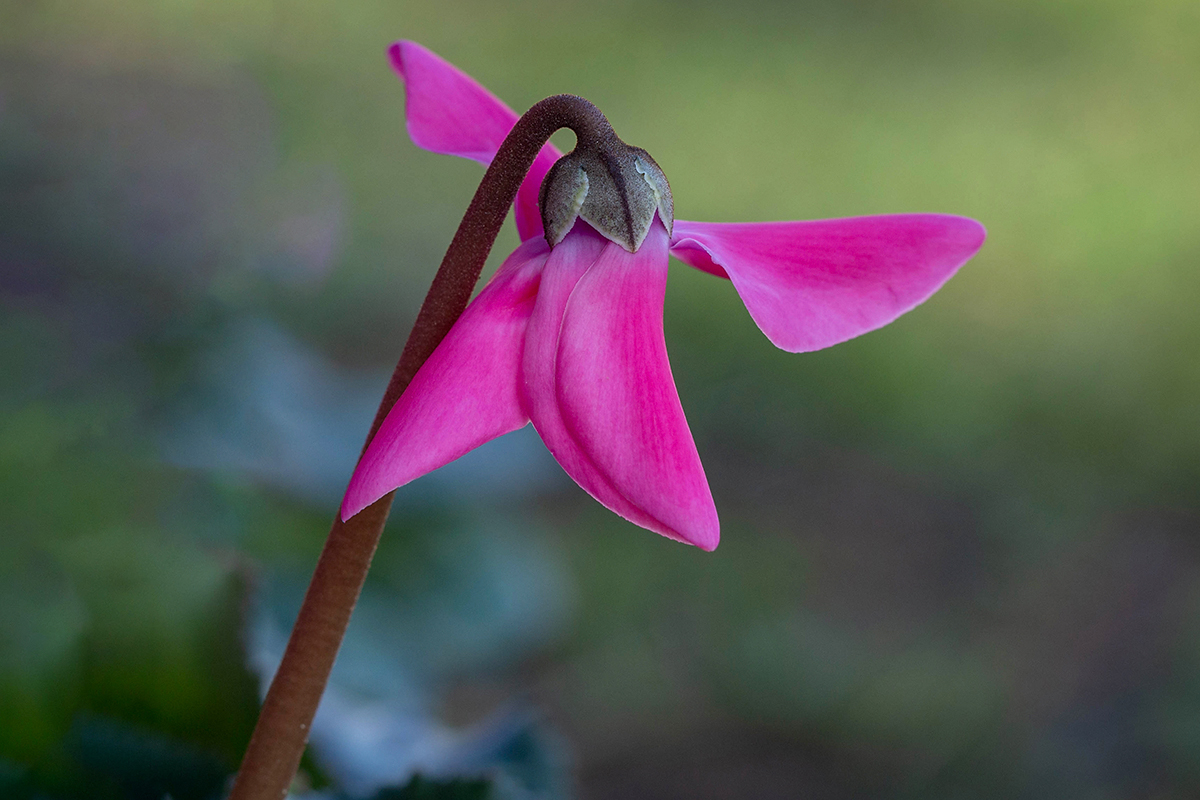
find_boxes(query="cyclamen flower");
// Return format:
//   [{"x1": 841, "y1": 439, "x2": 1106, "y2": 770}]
[{"x1": 341, "y1": 41, "x2": 985, "y2": 551}]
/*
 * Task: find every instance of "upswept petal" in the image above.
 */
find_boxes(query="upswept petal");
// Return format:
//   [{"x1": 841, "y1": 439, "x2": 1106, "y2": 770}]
[
  {"x1": 388, "y1": 41, "x2": 561, "y2": 241},
  {"x1": 669, "y1": 214, "x2": 986, "y2": 353},
  {"x1": 340, "y1": 238, "x2": 549, "y2": 520},
  {"x1": 519, "y1": 222, "x2": 671, "y2": 537},
  {"x1": 555, "y1": 220, "x2": 719, "y2": 550}
]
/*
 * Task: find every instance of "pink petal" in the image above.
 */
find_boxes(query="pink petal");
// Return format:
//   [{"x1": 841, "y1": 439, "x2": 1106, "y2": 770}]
[
  {"x1": 554, "y1": 221, "x2": 719, "y2": 550},
  {"x1": 388, "y1": 41, "x2": 561, "y2": 242},
  {"x1": 340, "y1": 238, "x2": 549, "y2": 520},
  {"x1": 520, "y1": 222, "x2": 669, "y2": 537},
  {"x1": 669, "y1": 214, "x2": 986, "y2": 353}
]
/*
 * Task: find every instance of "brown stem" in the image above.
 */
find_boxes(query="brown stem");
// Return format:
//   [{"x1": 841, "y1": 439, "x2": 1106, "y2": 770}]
[{"x1": 227, "y1": 94, "x2": 615, "y2": 800}]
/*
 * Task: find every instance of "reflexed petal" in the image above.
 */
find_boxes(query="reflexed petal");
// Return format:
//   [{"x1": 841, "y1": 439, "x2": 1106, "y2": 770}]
[
  {"x1": 670, "y1": 214, "x2": 986, "y2": 352},
  {"x1": 520, "y1": 222, "x2": 668, "y2": 535},
  {"x1": 388, "y1": 41, "x2": 561, "y2": 241},
  {"x1": 555, "y1": 221, "x2": 719, "y2": 549},
  {"x1": 340, "y1": 239, "x2": 549, "y2": 520}
]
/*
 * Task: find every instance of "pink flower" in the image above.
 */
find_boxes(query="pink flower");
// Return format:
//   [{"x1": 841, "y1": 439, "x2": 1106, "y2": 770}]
[{"x1": 340, "y1": 41, "x2": 986, "y2": 551}]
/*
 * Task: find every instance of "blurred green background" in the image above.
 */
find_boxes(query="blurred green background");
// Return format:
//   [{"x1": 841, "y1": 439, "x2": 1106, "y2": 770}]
[{"x1": 2, "y1": 0, "x2": 1199, "y2": 797}]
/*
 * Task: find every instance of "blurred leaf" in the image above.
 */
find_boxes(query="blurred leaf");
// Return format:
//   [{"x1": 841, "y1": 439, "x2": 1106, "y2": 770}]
[
  {"x1": 378, "y1": 776, "x2": 491, "y2": 800},
  {"x1": 0, "y1": 528, "x2": 258, "y2": 794},
  {"x1": 65, "y1": 715, "x2": 228, "y2": 800},
  {"x1": 0, "y1": 551, "x2": 86, "y2": 763},
  {"x1": 56, "y1": 529, "x2": 260, "y2": 763},
  {"x1": 248, "y1": 516, "x2": 573, "y2": 800}
]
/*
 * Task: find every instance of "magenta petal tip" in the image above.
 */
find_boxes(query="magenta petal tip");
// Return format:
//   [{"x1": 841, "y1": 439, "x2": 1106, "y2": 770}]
[
  {"x1": 386, "y1": 39, "x2": 560, "y2": 241},
  {"x1": 670, "y1": 213, "x2": 987, "y2": 353}
]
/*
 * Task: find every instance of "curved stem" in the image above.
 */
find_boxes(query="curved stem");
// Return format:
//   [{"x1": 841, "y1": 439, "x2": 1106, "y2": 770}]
[{"x1": 227, "y1": 95, "x2": 613, "y2": 800}]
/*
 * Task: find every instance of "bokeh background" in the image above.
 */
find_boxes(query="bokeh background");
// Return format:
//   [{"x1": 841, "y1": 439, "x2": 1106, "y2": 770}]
[{"x1": 3, "y1": 1, "x2": 1199, "y2": 798}]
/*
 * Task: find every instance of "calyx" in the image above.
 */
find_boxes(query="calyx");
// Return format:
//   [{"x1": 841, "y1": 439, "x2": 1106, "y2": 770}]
[{"x1": 539, "y1": 132, "x2": 674, "y2": 253}]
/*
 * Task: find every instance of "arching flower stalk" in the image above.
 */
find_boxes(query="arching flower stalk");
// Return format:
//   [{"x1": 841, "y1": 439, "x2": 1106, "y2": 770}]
[{"x1": 229, "y1": 41, "x2": 984, "y2": 800}]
